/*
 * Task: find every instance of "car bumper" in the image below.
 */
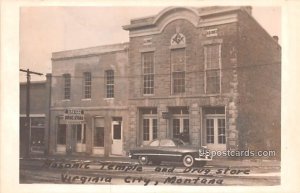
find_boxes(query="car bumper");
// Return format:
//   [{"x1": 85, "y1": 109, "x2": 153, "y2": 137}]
[{"x1": 195, "y1": 156, "x2": 213, "y2": 161}]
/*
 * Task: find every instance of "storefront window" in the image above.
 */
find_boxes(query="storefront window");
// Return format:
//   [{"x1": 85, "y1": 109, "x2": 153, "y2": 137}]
[
  {"x1": 57, "y1": 124, "x2": 66, "y2": 145},
  {"x1": 94, "y1": 127, "x2": 104, "y2": 147},
  {"x1": 94, "y1": 117, "x2": 104, "y2": 147}
]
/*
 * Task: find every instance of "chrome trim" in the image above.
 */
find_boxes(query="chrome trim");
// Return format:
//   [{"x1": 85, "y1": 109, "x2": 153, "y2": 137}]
[
  {"x1": 195, "y1": 157, "x2": 212, "y2": 161},
  {"x1": 133, "y1": 153, "x2": 181, "y2": 157}
]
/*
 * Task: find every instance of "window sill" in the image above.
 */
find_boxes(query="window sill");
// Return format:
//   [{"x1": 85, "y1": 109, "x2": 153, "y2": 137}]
[
  {"x1": 62, "y1": 99, "x2": 71, "y2": 102},
  {"x1": 204, "y1": 93, "x2": 222, "y2": 96},
  {"x1": 143, "y1": 94, "x2": 155, "y2": 97},
  {"x1": 104, "y1": 98, "x2": 114, "y2": 100},
  {"x1": 81, "y1": 98, "x2": 91, "y2": 101},
  {"x1": 171, "y1": 93, "x2": 186, "y2": 97}
]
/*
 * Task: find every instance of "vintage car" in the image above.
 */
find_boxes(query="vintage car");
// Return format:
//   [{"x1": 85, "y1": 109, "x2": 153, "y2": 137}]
[{"x1": 128, "y1": 138, "x2": 212, "y2": 167}]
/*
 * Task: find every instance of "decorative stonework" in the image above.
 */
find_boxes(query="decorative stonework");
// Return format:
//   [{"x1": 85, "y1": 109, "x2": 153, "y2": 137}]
[
  {"x1": 227, "y1": 50, "x2": 239, "y2": 150},
  {"x1": 170, "y1": 33, "x2": 186, "y2": 46}
]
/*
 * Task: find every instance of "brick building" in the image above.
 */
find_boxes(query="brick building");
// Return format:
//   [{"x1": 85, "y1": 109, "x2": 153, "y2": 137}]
[
  {"x1": 49, "y1": 43, "x2": 129, "y2": 156},
  {"x1": 48, "y1": 6, "x2": 281, "y2": 157}
]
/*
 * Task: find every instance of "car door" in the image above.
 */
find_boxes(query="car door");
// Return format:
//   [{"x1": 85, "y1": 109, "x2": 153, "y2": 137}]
[{"x1": 159, "y1": 139, "x2": 181, "y2": 162}]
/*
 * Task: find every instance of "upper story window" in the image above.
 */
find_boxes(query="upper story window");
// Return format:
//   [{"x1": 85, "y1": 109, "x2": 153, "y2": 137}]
[
  {"x1": 83, "y1": 72, "x2": 92, "y2": 99},
  {"x1": 106, "y1": 70, "x2": 114, "y2": 98},
  {"x1": 204, "y1": 44, "x2": 221, "y2": 94},
  {"x1": 63, "y1": 74, "x2": 71, "y2": 100},
  {"x1": 171, "y1": 48, "x2": 185, "y2": 94},
  {"x1": 142, "y1": 52, "x2": 154, "y2": 95}
]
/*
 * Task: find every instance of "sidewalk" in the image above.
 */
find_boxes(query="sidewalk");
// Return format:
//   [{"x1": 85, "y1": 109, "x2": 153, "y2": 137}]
[{"x1": 21, "y1": 153, "x2": 281, "y2": 168}]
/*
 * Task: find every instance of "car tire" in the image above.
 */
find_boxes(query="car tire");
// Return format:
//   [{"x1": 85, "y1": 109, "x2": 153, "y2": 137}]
[
  {"x1": 183, "y1": 154, "x2": 194, "y2": 167},
  {"x1": 138, "y1": 155, "x2": 149, "y2": 165},
  {"x1": 152, "y1": 160, "x2": 161, "y2": 165}
]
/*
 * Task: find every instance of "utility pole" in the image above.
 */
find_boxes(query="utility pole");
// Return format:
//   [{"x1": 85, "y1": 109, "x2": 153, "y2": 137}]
[{"x1": 20, "y1": 69, "x2": 43, "y2": 158}]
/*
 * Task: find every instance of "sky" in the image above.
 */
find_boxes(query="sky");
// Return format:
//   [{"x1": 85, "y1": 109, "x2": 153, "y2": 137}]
[{"x1": 19, "y1": 6, "x2": 281, "y2": 82}]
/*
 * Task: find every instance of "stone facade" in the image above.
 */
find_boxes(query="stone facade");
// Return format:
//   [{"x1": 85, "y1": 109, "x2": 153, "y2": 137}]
[
  {"x1": 45, "y1": 6, "x2": 281, "y2": 158},
  {"x1": 123, "y1": 6, "x2": 280, "y2": 155}
]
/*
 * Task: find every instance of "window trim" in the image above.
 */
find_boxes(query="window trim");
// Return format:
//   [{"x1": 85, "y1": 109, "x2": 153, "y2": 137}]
[
  {"x1": 142, "y1": 114, "x2": 158, "y2": 144},
  {"x1": 83, "y1": 72, "x2": 92, "y2": 99},
  {"x1": 142, "y1": 52, "x2": 155, "y2": 96},
  {"x1": 171, "y1": 115, "x2": 189, "y2": 139},
  {"x1": 93, "y1": 116, "x2": 105, "y2": 148},
  {"x1": 63, "y1": 73, "x2": 71, "y2": 100},
  {"x1": 205, "y1": 114, "x2": 226, "y2": 145},
  {"x1": 204, "y1": 44, "x2": 222, "y2": 94},
  {"x1": 105, "y1": 70, "x2": 114, "y2": 99},
  {"x1": 171, "y1": 48, "x2": 186, "y2": 95},
  {"x1": 56, "y1": 116, "x2": 67, "y2": 146}
]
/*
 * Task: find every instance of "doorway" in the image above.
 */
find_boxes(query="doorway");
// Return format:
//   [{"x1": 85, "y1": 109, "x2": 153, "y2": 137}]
[
  {"x1": 205, "y1": 115, "x2": 226, "y2": 151},
  {"x1": 111, "y1": 118, "x2": 123, "y2": 155},
  {"x1": 72, "y1": 124, "x2": 86, "y2": 153}
]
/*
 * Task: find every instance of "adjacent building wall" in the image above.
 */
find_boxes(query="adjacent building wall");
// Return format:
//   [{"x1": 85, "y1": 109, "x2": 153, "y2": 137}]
[
  {"x1": 236, "y1": 10, "x2": 281, "y2": 157},
  {"x1": 20, "y1": 81, "x2": 48, "y2": 155}
]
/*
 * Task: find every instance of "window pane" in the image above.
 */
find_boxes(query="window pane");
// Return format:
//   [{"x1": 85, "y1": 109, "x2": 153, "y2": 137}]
[
  {"x1": 171, "y1": 49, "x2": 185, "y2": 94},
  {"x1": 205, "y1": 44, "x2": 221, "y2": 94},
  {"x1": 83, "y1": 72, "x2": 91, "y2": 98},
  {"x1": 173, "y1": 72, "x2": 185, "y2": 94},
  {"x1": 173, "y1": 119, "x2": 180, "y2": 139},
  {"x1": 171, "y1": 48, "x2": 185, "y2": 72},
  {"x1": 63, "y1": 74, "x2": 71, "y2": 99},
  {"x1": 31, "y1": 117, "x2": 45, "y2": 127},
  {"x1": 142, "y1": 52, "x2": 154, "y2": 94},
  {"x1": 76, "y1": 125, "x2": 82, "y2": 142},
  {"x1": 160, "y1": 139, "x2": 175, "y2": 147},
  {"x1": 113, "y1": 124, "x2": 121, "y2": 140},
  {"x1": 205, "y1": 45, "x2": 220, "y2": 69},
  {"x1": 152, "y1": 119, "x2": 157, "y2": 140},
  {"x1": 57, "y1": 124, "x2": 66, "y2": 145},
  {"x1": 206, "y1": 70, "x2": 220, "y2": 93},
  {"x1": 31, "y1": 127, "x2": 45, "y2": 146},
  {"x1": 206, "y1": 119, "x2": 214, "y2": 144},
  {"x1": 183, "y1": 119, "x2": 189, "y2": 133},
  {"x1": 218, "y1": 119, "x2": 226, "y2": 144},
  {"x1": 149, "y1": 140, "x2": 159, "y2": 146},
  {"x1": 141, "y1": 108, "x2": 157, "y2": 115},
  {"x1": 205, "y1": 107, "x2": 225, "y2": 114},
  {"x1": 106, "y1": 70, "x2": 114, "y2": 98},
  {"x1": 143, "y1": 119, "x2": 150, "y2": 141},
  {"x1": 94, "y1": 127, "x2": 104, "y2": 147}
]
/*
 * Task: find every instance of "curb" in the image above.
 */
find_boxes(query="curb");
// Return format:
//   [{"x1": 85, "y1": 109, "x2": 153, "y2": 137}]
[{"x1": 21, "y1": 156, "x2": 280, "y2": 168}]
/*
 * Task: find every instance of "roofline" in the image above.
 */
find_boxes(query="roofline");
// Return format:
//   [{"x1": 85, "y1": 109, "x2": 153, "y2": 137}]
[
  {"x1": 20, "y1": 80, "x2": 46, "y2": 85},
  {"x1": 52, "y1": 42, "x2": 129, "y2": 60},
  {"x1": 123, "y1": 6, "x2": 250, "y2": 31}
]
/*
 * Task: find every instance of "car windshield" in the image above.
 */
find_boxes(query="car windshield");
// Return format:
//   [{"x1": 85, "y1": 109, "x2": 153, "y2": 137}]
[{"x1": 149, "y1": 140, "x2": 159, "y2": 146}]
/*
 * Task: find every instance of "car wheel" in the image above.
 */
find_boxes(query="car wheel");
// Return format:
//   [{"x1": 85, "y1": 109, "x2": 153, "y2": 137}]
[
  {"x1": 152, "y1": 160, "x2": 161, "y2": 165},
  {"x1": 138, "y1": 155, "x2": 149, "y2": 165},
  {"x1": 183, "y1": 154, "x2": 194, "y2": 167}
]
